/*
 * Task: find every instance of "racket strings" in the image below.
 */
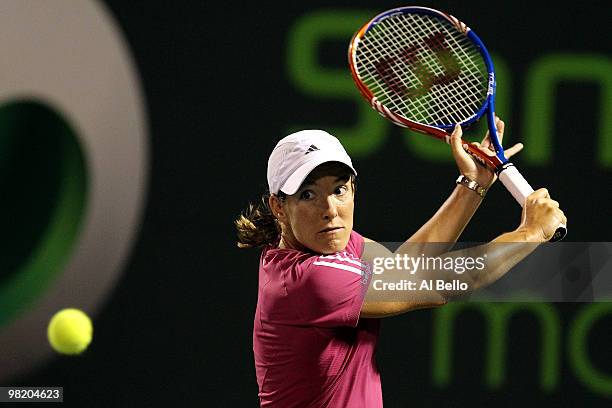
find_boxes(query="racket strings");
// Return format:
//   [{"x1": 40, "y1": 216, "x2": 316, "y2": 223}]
[
  {"x1": 355, "y1": 13, "x2": 488, "y2": 126},
  {"x1": 372, "y1": 14, "x2": 482, "y2": 121},
  {"x1": 358, "y1": 24, "x2": 413, "y2": 113},
  {"x1": 359, "y1": 14, "x2": 483, "y2": 123},
  {"x1": 375, "y1": 20, "x2": 433, "y2": 119},
  {"x1": 387, "y1": 17, "x2": 455, "y2": 121},
  {"x1": 395, "y1": 15, "x2": 483, "y2": 123}
]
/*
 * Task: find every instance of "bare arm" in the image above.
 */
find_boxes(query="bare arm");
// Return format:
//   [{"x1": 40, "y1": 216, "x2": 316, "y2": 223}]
[
  {"x1": 405, "y1": 118, "x2": 522, "y2": 252},
  {"x1": 357, "y1": 118, "x2": 565, "y2": 318},
  {"x1": 359, "y1": 189, "x2": 566, "y2": 318}
]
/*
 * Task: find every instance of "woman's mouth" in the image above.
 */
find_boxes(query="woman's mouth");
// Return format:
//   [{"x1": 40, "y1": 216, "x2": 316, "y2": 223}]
[{"x1": 319, "y1": 227, "x2": 343, "y2": 234}]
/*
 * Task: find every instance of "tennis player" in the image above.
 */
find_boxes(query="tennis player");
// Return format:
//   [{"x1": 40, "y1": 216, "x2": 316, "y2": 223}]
[{"x1": 236, "y1": 119, "x2": 566, "y2": 407}]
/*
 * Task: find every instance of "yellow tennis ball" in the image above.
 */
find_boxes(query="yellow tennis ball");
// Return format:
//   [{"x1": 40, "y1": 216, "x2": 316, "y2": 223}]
[{"x1": 47, "y1": 308, "x2": 93, "y2": 355}]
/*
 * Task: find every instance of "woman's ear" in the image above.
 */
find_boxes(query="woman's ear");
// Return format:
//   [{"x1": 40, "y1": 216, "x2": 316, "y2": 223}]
[{"x1": 269, "y1": 194, "x2": 285, "y2": 221}]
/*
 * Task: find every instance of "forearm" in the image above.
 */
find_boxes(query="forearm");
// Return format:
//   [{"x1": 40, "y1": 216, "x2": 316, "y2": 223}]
[
  {"x1": 361, "y1": 229, "x2": 542, "y2": 317},
  {"x1": 402, "y1": 229, "x2": 542, "y2": 303},
  {"x1": 438, "y1": 229, "x2": 541, "y2": 297},
  {"x1": 403, "y1": 185, "x2": 483, "y2": 248}
]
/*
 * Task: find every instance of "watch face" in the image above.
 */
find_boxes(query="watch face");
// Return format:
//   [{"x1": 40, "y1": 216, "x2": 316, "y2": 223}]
[{"x1": 0, "y1": 1, "x2": 148, "y2": 382}]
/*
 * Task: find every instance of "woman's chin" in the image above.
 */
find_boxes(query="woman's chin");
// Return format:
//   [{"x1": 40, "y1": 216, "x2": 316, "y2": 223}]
[{"x1": 315, "y1": 236, "x2": 349, "y2": 254}]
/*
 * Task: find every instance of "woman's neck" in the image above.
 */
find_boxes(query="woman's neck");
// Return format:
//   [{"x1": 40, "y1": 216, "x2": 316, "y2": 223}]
[{"x1": 278, "y1": 233, "x2": 307, "y2": 252}]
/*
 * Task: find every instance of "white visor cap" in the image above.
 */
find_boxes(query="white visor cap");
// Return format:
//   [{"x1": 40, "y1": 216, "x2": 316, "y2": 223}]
[{"x1": 267, "y1": 130, "x2": 357, "y2": 195}]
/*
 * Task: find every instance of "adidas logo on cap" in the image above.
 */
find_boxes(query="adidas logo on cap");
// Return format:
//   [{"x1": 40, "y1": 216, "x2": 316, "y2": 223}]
[{"x1": 305, "y1": 144, "x2": 319, "y2": 154}]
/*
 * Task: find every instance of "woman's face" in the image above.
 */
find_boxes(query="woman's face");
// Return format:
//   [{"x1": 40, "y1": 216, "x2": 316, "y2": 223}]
[{"x1": 272, "y1": 164, "x2": 354, "y2": 255}]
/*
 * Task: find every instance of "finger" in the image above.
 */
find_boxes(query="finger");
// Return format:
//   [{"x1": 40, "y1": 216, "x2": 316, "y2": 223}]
[
  {"x1": 496, "y1": 117, "x2": 505, "y2": 137},
  {"x1": 450, "y1": 124, "x2": 474, "y2": 166},
  {"x1": 554, "y1": 208, "x2": 567, "y2": 225},
  {"x1": 474, "y1": 142, "x2": 496, "y2": 157},
  {"x1": 528, "y1": 188, "x2": 550, "y2": 201},
  {"x1": 471, "y1": 141, "x2": 494, "y2": 157},
  {"x1": 504, "y1": 143, "x2": 524, "y2": 159},
  {"x1": 450, "y1": 124, "x2": 464, "y2": 153},
  {"x1": 489, "y1": 118, "x2": 504, "y2": 149},
  {"x1": 487, "y1": 117, "x2": 504, "y2": 151},
  {"x1": 535, "y1": 198, "x2": 560, "y2": 210}
]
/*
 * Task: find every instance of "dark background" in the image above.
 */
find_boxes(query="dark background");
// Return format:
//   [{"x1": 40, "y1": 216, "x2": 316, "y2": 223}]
[{"x1": 15, "y1": 1, "x2": 612, "y2": 406}]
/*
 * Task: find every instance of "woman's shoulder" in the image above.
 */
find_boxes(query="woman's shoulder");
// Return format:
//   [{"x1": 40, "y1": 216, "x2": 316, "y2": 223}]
[
  {"x1": 261, "y1": 245, "x2": 315, "y2": 269},
  {"x1": 346, "y1": 230, "x2": 365, "y2": 258},
  {"x1": 262, "y1": 230, "x2": 364, "y2": 264}
]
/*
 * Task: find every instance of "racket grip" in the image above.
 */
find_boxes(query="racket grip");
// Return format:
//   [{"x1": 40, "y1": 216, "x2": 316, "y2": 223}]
[
  {"x1": 498, "y1": 163, "x2": 567, "y2": 242},
  {"x1": 498, "y1": 164, "x2": 533, "y2": 204}
]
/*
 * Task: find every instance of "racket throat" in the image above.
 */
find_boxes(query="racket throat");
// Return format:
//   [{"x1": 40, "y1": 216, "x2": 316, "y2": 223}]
[{"x1": 495, "y1": 161, "x2": 514, "y2": 176}]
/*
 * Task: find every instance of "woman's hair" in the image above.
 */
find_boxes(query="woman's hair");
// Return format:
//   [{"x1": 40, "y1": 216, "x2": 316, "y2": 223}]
[
  {"x1": 235, "y1": 163, "x2": 355, "y2": 249},
  {"x1": 235, "y1": 192, "x2": 286, "y2": 249}
]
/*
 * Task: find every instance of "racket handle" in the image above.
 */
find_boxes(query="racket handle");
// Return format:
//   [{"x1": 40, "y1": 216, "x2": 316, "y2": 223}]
[
  {"x1": 498, "y1": 163, "x2": 567, "y2": 242},
  {"x1": 498, "y1": 163, "x2": 533, "y2": 204}
]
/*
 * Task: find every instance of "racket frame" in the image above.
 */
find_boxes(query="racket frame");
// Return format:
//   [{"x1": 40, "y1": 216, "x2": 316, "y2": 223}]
[
  {"x1": 349, "y1": 6, "x2": 567, "y2": 241},
  {"x1": 348, "y1": 6, "x2": 506, "y2": 170}
]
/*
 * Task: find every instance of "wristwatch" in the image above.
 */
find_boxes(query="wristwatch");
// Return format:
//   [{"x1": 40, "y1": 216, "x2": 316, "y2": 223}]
[{"x1": 456, "y1": 174, "x2": 487, "y2": 197}]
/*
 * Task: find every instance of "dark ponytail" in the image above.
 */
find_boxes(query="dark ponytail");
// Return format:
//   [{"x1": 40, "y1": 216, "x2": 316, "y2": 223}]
[{"x1": 235, "y1": 193, "x2": 285, "y2": 248}]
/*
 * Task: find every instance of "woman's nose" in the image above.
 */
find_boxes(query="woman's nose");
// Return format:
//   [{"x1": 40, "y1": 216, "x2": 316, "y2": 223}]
[{"x1": 321, "y1": 196, "x2": 338, "y2": 219}]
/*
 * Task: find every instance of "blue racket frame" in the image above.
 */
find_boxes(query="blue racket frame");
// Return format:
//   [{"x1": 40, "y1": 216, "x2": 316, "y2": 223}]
[
  {"x1": 366, "y1": 6, "x2": 507, "y2": 165},
  {"x1": 352, "y1": 6, "x2": 567, "y2": 241}
]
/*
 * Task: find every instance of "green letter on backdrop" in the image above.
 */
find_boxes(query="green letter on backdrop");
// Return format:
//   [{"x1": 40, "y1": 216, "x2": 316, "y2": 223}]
[
  {"x1": 286, "y1": 10, "x2": 387, "y2": 158},
  {"x1": 524, "y1": 55, "x2": 612, "y2": 167},
  {"x1": 433, "y1": 302, "x2": 560, "y2": 391},
  {"x1": 569, "y1": 303, "x2": 612, "y2": 397}
]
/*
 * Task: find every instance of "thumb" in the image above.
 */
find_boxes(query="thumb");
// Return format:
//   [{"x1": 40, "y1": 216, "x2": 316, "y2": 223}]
[{"x1": 450, "y1": 124, "x2": 468, "y2": 159}]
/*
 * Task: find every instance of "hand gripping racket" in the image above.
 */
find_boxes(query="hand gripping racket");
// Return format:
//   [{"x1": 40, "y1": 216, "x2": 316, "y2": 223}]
[{"x1": 348, "y1": 6, "x2": 566, "y2": 241}]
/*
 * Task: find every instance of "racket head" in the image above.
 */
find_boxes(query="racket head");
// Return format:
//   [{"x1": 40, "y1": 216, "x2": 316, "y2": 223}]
[{"x1": 348, "y1": 6, "x2": 503, "y2": 168}]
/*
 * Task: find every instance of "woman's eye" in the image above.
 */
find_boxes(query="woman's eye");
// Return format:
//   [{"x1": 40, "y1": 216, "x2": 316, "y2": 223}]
[
  {"x1": 335, "y1": 185, "x2": 348, "y2": 195},
  {"x1": 300, "y1": 190, "x2": 313, "y2": 200}
]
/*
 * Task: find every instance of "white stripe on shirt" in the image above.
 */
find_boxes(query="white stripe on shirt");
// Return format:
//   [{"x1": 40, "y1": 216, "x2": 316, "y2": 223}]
[
  {"x1": 318, "y1": 252, "x2": 367, "y2": 268},
  {"x1": 313, "y1": 260, "x2": 364, "y2": 276}
]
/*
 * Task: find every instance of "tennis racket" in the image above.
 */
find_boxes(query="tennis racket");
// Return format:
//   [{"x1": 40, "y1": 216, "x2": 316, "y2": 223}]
[{"x1": 348, "y1": 6, "x2": 566, "y2": 242}]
